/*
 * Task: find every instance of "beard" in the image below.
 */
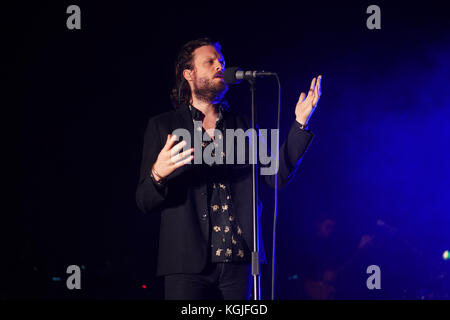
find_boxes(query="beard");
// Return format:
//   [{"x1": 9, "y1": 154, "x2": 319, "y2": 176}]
[{"x1": 192, "y1": 75, "x2": 229, "y2": 104}]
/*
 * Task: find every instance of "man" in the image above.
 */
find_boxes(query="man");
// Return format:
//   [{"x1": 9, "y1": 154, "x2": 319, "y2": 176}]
[{"x1": 135, "y1": 38, "x2": 322, "y2": 299}]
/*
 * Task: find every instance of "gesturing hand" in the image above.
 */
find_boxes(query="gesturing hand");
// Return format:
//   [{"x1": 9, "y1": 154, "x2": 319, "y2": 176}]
[
  {"x1": 152, "y1": 134, "x2": 194, "y2": 181},
  {"x1": 295, "y1": 75, "x2": 322, "y2": 126}
]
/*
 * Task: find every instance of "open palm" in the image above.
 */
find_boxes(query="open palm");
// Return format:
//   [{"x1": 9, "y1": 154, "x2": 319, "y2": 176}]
[{"x1": 295, "y1": 75, "x2": 322, "y2": 125}]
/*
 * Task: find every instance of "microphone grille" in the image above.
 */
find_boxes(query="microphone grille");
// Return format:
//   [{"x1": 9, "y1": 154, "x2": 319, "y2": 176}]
[{"x1": 223, "y1": 66, "x2": 242, "y2": 84}]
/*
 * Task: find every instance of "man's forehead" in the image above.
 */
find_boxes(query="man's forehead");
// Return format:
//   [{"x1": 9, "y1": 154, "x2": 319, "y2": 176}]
[{"x1": 193, "y1": 45, "x2": 224, "y2": 60}]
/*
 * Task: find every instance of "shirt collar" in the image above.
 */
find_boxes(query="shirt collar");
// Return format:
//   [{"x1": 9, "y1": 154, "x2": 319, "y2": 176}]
[{"x1": 188, "y1": 104, "x2": 224, "y2": 126}]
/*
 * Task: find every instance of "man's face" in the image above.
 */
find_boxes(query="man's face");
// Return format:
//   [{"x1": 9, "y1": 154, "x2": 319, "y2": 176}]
[{"x1": 187, "y1": 45, "x2": 228, "y2": 103}]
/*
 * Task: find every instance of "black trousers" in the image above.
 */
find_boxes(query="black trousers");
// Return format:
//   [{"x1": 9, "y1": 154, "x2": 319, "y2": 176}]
[{"x1": 164, "y1": 261, "x2": 252, "y2": 300}]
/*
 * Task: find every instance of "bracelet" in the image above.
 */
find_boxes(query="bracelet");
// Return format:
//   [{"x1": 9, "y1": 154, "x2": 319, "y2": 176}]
[
  {"x1": 150, "y1": 171, "x2": 165, "y2": 186},
  {"x1": 297, "y1": 121, "x2": 308, "y2": 130},
  {"x1": 151, "y1": 165, "x2": 166, "y2": 183}
]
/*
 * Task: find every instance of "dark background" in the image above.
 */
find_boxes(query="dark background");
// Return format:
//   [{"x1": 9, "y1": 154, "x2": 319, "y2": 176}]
[{"x1": 4, "y1": 0, "x2": 450, "y2": 299}]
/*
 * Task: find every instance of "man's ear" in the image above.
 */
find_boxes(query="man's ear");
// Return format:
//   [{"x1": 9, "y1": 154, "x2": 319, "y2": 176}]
[{"x1": 183, "y1": 69, "x2": 193, "y2": 81}]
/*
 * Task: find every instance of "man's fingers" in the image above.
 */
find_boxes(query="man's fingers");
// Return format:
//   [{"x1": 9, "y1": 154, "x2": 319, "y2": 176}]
[
  {"x1": 308, "y1": 77, "x2": 316, "y2": 95},
  {"x1": 298, "y1": 92, "x2": 306, "y2": 103},
  {"x1": 313, "y1": 75, "x2": 322, "y2": 106},
  {"x1": 313, "y1": 75, "x2": 320, "y2": 99},
  {"x1": 318, "y1": 75, "x2": 322, "y2": 94},
  {"x1": 315, "y1": 75, "x2": 322, "y2": 96},
  {"x1": 164, "y1": 134, "x2": 178, "y2": 151},
  {"x1": 310, "y1": 77, "x2": 316, "y2": 90},
  {"x1": 170, "y1": 140, "x2": 187, "y2": 156},
  {"x1": 173, "y1": 155, "x2": 194, "y2": 169},
  {"x1": 171, "y1": 147, "x2": 194, "y2": 163}
]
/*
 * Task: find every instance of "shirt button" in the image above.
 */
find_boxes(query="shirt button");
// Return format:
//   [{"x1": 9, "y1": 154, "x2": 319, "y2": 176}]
[{"x1": 201, "y1": 213, "x2": 208, "y2": 220}]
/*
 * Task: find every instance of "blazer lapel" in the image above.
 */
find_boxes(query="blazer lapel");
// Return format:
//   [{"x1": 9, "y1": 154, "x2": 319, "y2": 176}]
[
  {"x1": 169, "y1": 105, "x2": 196, "y2": 176},
  {"x1": 171, "y1": 105, "x2": 195, "y2": 140}
]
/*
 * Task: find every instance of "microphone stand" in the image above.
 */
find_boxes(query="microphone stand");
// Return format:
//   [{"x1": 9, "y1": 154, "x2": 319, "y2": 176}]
[{"x1": 248, "y1": 78, "x2": 261, "y2": 300}]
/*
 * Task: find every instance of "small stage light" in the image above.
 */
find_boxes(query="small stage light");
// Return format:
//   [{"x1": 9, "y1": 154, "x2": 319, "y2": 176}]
[{"x1": 443, "y1": 250, "x2": 449, "y2": 260}]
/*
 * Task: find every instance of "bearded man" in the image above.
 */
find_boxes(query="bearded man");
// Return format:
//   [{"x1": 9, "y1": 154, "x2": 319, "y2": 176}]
[{"x1": 136, "y1": 38, "x2": 322, "y2": 300}]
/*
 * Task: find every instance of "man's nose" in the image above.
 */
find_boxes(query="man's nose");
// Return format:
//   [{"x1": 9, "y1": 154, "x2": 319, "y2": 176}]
[{"x1": 215, "y1": 62, "x2": 223, "y2": 71}]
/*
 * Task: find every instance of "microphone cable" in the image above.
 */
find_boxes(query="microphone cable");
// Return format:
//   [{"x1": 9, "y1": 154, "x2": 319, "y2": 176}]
[{"x1": 271, "y1": 74, "x2": 281, "y2": 300}]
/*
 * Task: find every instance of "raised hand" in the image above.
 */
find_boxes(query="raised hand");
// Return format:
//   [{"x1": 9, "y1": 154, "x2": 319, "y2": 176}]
[
  {"x1": 295, "y1": 75, "x2": 322, "y2": 126},
  {"x1": 152, "y1": 134, "x2": 194, "y2": 181}
]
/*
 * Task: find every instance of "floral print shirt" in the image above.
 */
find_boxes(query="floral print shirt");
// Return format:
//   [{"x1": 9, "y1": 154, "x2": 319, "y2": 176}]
[{"x1": 189, "y1": 104, "x2": 250, "y2": 263}]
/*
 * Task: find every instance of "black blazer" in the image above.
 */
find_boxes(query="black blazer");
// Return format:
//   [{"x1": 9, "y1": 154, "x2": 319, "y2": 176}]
[{"x1": 135, "y1": 105, "x2": 314, "y2": 276}]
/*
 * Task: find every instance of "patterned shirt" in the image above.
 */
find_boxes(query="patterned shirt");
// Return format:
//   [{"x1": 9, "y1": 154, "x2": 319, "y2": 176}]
[{"x1": 189, "y1": 104, "x2": 250, "y2": 263}]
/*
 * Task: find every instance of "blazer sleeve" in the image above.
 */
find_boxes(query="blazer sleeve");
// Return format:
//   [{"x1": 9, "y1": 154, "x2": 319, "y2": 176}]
[
  {"x1": 261, "y1": 120, "x2": 314, "y2": 189},
  {"x1": 135, "y1": 117, "x2": 169, "y2": 214}
]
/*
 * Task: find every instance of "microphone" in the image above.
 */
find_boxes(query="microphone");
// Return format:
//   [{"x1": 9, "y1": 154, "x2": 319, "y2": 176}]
[{"x1": 223, "y1": 66, "x2": 276, "y2": 84}]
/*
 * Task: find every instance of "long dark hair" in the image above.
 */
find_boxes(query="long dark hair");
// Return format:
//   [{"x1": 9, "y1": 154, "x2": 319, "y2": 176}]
[{"x1": 170, "y1": 38, "x2": 222, "y2": 109}]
